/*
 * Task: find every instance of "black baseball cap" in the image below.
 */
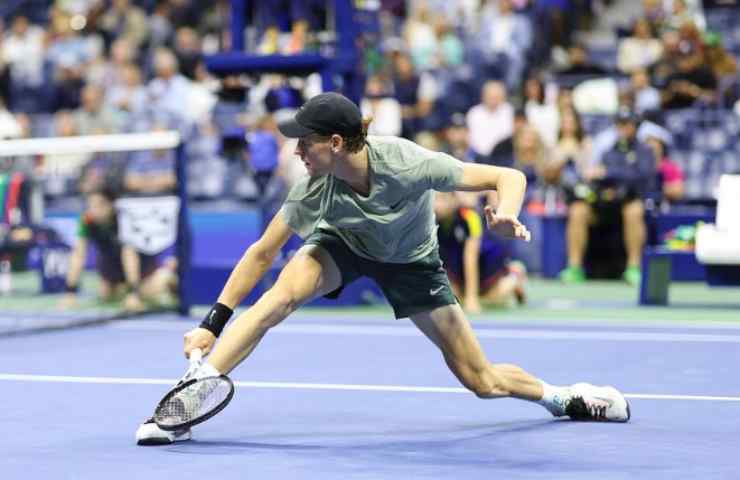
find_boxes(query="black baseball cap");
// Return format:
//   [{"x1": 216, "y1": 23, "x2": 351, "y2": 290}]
[{"x1": 277, "y1": 92, "x2": 362, "y2": 138}]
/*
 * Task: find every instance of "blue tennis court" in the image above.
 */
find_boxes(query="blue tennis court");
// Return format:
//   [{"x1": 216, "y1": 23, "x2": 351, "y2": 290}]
[{"x1": 2, "y1": 309, "x2": 739, "y2": 480}]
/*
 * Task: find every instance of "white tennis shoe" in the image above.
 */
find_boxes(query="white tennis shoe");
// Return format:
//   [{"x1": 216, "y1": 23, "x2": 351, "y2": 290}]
[
  {"x1": 562, "y1": 383, "x2": 631, "y2": 422},
  {"x1": 135, "y1": 417, "x2": 191, "y2": 446}
]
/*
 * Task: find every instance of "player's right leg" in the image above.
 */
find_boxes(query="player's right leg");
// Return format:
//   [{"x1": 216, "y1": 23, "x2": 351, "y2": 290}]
[{"x1": 203, "y1": 243, "x2": 343, "y2": 375}]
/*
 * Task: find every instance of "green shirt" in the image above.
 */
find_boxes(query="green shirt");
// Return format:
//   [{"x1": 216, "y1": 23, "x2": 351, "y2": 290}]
[{"x1": 281, "y1": 136, "x2": 464, "y2": 263}]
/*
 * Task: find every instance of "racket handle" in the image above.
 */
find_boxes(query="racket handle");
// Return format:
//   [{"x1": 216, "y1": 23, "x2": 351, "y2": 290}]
[{"x1": 189, "y1": 348, "x2": 203, "y2": 365}]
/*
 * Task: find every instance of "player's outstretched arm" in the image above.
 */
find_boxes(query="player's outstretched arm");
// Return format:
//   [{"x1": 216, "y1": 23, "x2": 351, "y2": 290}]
[
  {"x1": 455, "y1": 164, "x2": 530, "y2": 241},
  {"x1": 184, "y1": 211, "x2": 294, "y2": 356}
]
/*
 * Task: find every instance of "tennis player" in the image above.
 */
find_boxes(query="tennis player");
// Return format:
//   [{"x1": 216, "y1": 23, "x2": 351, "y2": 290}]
[{"x1": 137, "y1": 93, "x2": 629, "y2": 445}]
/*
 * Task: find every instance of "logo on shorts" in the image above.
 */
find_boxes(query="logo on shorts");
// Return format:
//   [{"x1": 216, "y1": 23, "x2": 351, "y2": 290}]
[{"x1": 429, "y1": 285, "x2": 444, "y2": 295}]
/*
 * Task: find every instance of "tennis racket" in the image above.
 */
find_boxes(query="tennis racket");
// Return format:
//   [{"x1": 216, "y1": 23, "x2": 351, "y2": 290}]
[{"x1": 153, "y1": 348, "x2": 235, "y2": 431}]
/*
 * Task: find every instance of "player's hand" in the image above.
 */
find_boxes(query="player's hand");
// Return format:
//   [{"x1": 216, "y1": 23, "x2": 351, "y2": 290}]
[
  {"x1": 184, "y1": 327, "x2": 216, "y2": 358},
  {"x1": 484, "y1": 206, "x2": 531, "y2": 242}
]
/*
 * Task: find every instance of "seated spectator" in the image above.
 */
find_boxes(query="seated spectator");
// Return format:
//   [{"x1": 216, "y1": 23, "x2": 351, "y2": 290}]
[
  {"x1": 618, "y1": 17, "x2": 663, "y2": 74},
  {"x1": 123, "y1": 127, "x2": 177, "y2": 195},
  {"x1": 476, "y1": 0, "x2": 532, "y2": 89},
  {"x1": 631, "y1": 68, "x2": 661, "y2": 115},
  {"x1": 41, "y1": 111, "x2": 92, "y2": 198},
  {"x1": 434, "y1": 191, "x2": 526, "y2": 313},
  {"x1": 147, "y1": 48, "x2": 193, "y2": 127},
  {"x1": 74, "y1": 84, "x2": 122, "y2": 135},
  {"x1": 523, "y1": 74, "x2": 559, "y2": 147},
  {"x1": 403, "y1": 2, "x2": 438, "y2": 71},
  {"x1": 441, "y1": 112, "x2": 475, "y2": 163},
  {"x1": 557, "y1": 44, "x2": 609, "y2": 76},
  {"x1": 661, "y1": 50, "x2": 717, "y2": 110},
  {"x1": 559, "y1": 109, "x2": 657, "y2": 286},
  {"x1": 255, "y1": 0, "x2": 326, "y2": 55},
  {"x1": 643, "y1": 132, "x2": 684, "y2": 203},
  {"x1": 544, "y1": 107, "x2": 593, "y2": 189},
  {"x1": 99, "y1": 0, "x2": 149, "y2": 50},
  {"x1": 246, "y1": 115, "x2": 280, "y2": 196},
  {"x1": 61, "y1": 188, "x2": 178, "y2": 313},
  {"x1": 703, "y1": 32, "x2": 738, "y2": 105},
  {"x1": 466, "y1": 80, "x2": 514, "y2": 163},
  {"x1": 360, "y1": 74, "x2": 402, "y2": 137},
  {"x1": 105, "y1": 63, "x2": 148, "y2": 127},
  {"x1": 173, "y1": 26, "x2": 202, "y2": 80},
  {"x1": 2, "y1": 15, "x2": 46, "y2": 111}
]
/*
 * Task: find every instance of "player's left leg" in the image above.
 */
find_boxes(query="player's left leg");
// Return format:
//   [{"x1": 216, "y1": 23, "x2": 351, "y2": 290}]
[
  {"x1": 410, "y1": 303, "x2": 543, "y2": 400},
  {"x1": 409, "y1": 304, "x2": 630, "y2": 421}
]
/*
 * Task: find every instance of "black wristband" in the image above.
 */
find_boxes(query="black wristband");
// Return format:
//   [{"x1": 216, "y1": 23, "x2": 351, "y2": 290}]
[
  {"x1": 65, "y1": 283, "x2": 79, "y2": 293},
  {"x1": 199, "y1": 302, "x2": 233, "y2": 337}
]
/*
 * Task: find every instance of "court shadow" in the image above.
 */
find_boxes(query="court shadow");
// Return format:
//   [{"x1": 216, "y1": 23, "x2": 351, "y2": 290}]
[{"x1": 165, "y1": 417, "x2": 571, "y2": 457}]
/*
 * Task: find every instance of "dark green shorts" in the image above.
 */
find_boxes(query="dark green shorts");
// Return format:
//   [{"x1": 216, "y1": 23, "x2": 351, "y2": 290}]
[{"x1": 304, "y1": 229, "x2": 458, "y2": 319}]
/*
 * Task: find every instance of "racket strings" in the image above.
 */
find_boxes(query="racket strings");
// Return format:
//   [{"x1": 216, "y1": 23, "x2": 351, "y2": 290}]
[{"x1": 157, "y1": 377, "x2": 231, "y2": 426}]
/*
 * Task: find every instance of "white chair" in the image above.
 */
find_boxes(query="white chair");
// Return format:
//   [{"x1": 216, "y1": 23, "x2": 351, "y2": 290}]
[{"x1": 695, "y1": 174, "x2": 740, "y2": 265}]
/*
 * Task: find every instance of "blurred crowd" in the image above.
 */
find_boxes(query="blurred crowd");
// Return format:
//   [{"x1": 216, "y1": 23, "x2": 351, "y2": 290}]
[{"x1": 0, "y1": 0, "x2": 739, "y2": 295}]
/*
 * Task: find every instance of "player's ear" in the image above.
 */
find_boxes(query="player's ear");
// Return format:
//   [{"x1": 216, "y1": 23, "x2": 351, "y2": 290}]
[{"x1": 331, "y1": 134, "x2": 343, "y2": 153}]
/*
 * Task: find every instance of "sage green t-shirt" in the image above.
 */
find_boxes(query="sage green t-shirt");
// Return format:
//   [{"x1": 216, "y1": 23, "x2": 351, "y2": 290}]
[{"x1": 281, "y1": 136, "x2": 464, "y2": 263}]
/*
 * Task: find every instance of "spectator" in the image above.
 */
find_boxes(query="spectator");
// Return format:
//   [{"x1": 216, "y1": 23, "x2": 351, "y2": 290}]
[
  {"x1": 560, "y1": 109, "x2": 656, "y2": 286},
  {"x1": 476, "y1": 0, "x2": 533, "y2": 89},
  {"x1": 146, "y1": 47, "x2": 192, "y2": 126},
  {"x1": 255, "y1": 0, "x2": 326, "y2": 55},
  {"x1": 2, "y1": 15, "x2": 46, "y2": 108},
  {"x1": 98, "y1": 0, "x2": 149, "y2": 49},
  {"x1": 651, "y1": 29, "x2": 682, "y2": 89},
  {"x1": 246, "y1": 115, "x2": 280, "y2": 196},
  {"x1": 403, "y1": 3, "x2": 438, "y2": 71},
  {"x1": 392, "y1": 53, "x2": 422, "y2": 139},
  {"x1": 123, "y1": 126, "x2": 177, "y2": 195},
  {"x1": 41, "y1": 111, "x2": 92, "y2": 198},
  {"x1": 661, "y1": 50, "x2": 717, "y2": 109},
  {"x1": 173, "y1": 26, "x2": 202, "y2": 80},
  {"x1": 441, "y1": 112, "x2": 474, "y2": 163},
  {"x1": 617, "y1": 18, "x2": 663, "y2": 74},
  {"x1": 86, "y1": 37, "x2": 136, "y2": 88},
  {"x1": 434, "y1": 191, "x2": 526, "y2": 313},
  {"x1": 557, "y1": 44, "x2": 609, "y2": 76},
  {"x1": 74, "y1": 83, "x2": 122, "y2": 135},
  {"x1": 631, "y1": 68, "x2": 661, "y2": 115},
  {"x1": 466, "y1": 80, "x2": 514, "y2": 163},
  {"x1": 105, "y1": 63, "x2": 148, "y2": 127},
  {"x1": 544, "y1": 107, "x2": 593, "y2": 189},
  {"x1": 523, "y1": 74, "x2": 559, "y2": 147},
  {"x1": 360, "y1": 74, "x2": 402, "y2": 137},
  {"x1": 643, "y1": 132, "x2": 685, "y2": 203}
]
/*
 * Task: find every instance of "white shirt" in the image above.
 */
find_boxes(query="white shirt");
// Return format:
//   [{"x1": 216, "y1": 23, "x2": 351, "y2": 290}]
[{"x1": 466, "y1": 102, "x2": 514, "y2": 156}]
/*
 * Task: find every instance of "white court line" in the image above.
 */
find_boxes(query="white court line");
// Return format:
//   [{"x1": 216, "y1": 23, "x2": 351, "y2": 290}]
[
  {"x1": 1, "y1": 373, "x2": 739, "y2": 402},
  {"x1": 111, "y1": 322, "x2": 740, "y2": 343}
]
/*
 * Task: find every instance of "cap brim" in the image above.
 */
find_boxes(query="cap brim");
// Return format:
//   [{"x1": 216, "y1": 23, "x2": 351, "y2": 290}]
[{"x1": 277, "y1": 118, "x2": 315, "y2": 138}]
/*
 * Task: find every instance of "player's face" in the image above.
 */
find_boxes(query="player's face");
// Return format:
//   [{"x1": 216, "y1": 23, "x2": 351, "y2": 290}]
[{"x1": 295, "y1": 134, "x2": 334, "y2": 176}]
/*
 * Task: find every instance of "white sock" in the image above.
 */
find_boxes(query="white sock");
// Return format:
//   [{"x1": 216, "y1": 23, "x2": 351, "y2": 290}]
[{"x1": 537, "y1": 381, "x2": 570, "y2": 416}]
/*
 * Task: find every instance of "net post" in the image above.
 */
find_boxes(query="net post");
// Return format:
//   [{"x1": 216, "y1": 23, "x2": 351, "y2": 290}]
[{"x1": 175, "y1": 142, "x2": 192, "y2": 316}]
